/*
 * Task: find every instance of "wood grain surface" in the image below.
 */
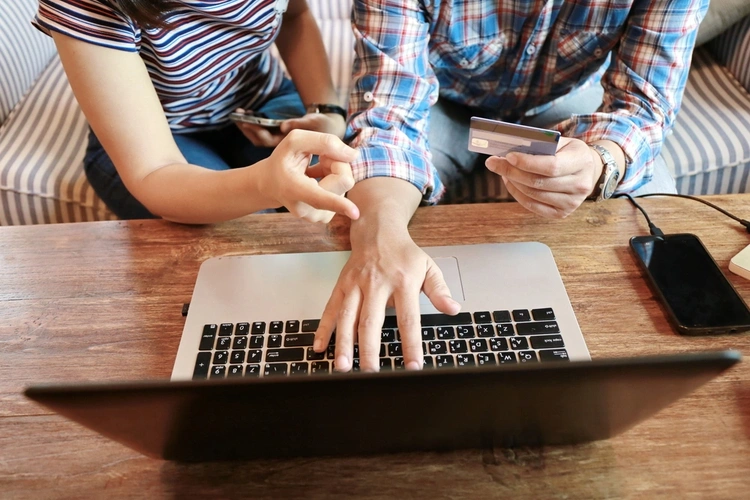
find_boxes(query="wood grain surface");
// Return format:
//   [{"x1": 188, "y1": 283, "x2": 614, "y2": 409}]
[{"x1": 1, "y1": 195, "x2": 749, "y2": 499}]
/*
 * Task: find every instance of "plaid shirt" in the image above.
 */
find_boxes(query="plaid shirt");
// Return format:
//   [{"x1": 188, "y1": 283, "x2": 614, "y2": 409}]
[{"x1": 346, "y1": 0, "x2": 709, "y2": 203}]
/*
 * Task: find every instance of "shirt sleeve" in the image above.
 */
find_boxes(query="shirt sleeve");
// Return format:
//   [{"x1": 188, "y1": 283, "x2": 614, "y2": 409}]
[
  {"x1": 35, "y1": 0, "x2": 140, "y2": 52},
  {"x1": 555, "y1": 0, "x2": 709, "y2": 193},
  {"x1": 345, "y1": 0, "x2": 444, "y2": 204}
]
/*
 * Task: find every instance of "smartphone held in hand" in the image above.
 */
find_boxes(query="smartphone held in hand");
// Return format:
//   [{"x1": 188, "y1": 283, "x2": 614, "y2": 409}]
[
  {"x1": 229, "y1": 110, "x2": 287, "y2": 128},
  {"x1": 630, "y1": 233, "x2": 750, "y2": 335}
]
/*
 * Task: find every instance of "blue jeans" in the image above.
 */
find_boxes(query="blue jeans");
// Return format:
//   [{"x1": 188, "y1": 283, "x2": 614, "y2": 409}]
[{"x1": 84, "y1": 78, "x2": 306, "y2": 219}]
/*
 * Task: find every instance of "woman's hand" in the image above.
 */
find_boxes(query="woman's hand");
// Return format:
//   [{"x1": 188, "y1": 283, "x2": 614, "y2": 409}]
[{"x1": 255, "y1": 129, "x2": 360, "y2": 223}]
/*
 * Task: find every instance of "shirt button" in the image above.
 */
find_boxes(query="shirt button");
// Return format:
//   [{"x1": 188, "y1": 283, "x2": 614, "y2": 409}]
[
  {"x1": 525, "y1": 45, "x2": 536, "y2": 56},
  {"x1": 363, "y1": 91, "x2": 374, "y2": 102},
  {"x1": 594, "y1": 48, "x2": 603, "y2": 57},
  {"x1": 460, "y1": 58, "x2": 470, "y2": 67}
]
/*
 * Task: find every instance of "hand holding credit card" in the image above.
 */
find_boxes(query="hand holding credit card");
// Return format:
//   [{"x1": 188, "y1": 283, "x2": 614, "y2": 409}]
[{"x1": 468, "y1": 117, "x2": 560, "y2": 157}]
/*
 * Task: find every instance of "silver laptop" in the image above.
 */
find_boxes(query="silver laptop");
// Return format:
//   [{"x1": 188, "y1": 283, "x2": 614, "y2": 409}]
[{"x1": 171, "y1": 242, "x2": 590, "y2": 380}]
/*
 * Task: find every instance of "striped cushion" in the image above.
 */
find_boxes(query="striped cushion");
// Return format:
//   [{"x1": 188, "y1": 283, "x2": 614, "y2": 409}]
[
  {"x1": 0, "y1": 0, "x2": 56, "y2": 124},
  {"x1": 709, "y1": 15, "x2": 750, "y2": 91},
  {"x1": 661, "y1": 46, "x2": 750, "y2": 195},
  {"x1": 0, "y1": 55, "x2": 116, "y2": 224}
]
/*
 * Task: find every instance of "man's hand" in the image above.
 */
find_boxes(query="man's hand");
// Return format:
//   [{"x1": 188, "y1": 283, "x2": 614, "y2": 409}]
[
  {"x1": 485, "y1": 137, "x2": 605, "y2": 218},
  {"x1": 312, "y1": 178, "x2": 461, "y2": 372},
  {"x1": 255, "y1": 129, "x2": 360, "y2": 223}
]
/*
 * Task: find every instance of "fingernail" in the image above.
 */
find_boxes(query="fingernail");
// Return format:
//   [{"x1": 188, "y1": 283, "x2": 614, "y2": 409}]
[
  {"x1": 406, "y1": 361, "x2": 421, "y2": 370},
  {"x1": 335, "y1": 355, "x2": 350, "y2": 372},
  {"x1": 313, "y1": 339, "x2": 323, "y2": 351}
]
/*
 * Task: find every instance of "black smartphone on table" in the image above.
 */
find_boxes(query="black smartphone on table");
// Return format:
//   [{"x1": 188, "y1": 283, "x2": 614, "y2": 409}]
[{"x1": 630, "y1": 233, "x2": 750, "y2": 335}]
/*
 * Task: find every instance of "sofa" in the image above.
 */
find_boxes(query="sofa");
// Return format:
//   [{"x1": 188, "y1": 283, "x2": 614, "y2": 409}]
[{"x1": 1, "y1": 0, "x2": 749, "y2": 225}]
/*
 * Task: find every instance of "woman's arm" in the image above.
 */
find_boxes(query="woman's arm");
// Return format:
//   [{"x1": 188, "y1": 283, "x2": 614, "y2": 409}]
[{"x1": 53, "y1": 31, "x2": 357, "y2": 224}]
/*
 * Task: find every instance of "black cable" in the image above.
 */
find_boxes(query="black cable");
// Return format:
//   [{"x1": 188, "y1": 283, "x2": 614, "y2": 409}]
[
  {"x1": 614, "y1": 193, "x2": 664, "y2": 237},
  {"x1": 634, "y1": 193, "x2": 750, "y2": 233}
]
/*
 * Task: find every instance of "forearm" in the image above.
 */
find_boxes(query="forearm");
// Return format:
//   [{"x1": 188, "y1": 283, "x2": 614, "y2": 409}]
[
  {"x1": 276, "y1": 4, "x2": 339, "y2": 105},
  {"x1": 347, "y1": 177, "x2": 422, "y2": 243},
  {"x1": 135, "y1": 162, "x2": 275, "y2": 224}
]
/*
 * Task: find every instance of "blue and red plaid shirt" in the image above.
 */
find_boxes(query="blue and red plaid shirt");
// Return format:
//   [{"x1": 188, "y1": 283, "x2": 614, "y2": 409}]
[{"x1": 346, "y1": 0, "x2": 709, "y2": 202}]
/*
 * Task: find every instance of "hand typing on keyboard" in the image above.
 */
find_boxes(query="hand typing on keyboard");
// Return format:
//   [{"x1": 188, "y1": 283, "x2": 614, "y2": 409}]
[{"x1": 313, "y1": 178, "x2": 461, "y2": 372}]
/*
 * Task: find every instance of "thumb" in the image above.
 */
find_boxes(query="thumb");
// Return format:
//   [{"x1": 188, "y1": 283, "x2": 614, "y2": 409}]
[{"x1": 422, "y1": 261, "x2": 461, "y2": 315}]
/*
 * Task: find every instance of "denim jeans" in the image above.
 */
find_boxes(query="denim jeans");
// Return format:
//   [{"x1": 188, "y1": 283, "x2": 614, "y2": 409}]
[
  {"x1": 428, "y1": 83, "x2": 678, "y2": 197},
  {"x1": 84, "y1": 78, "x2": 306, "y2": 219}
]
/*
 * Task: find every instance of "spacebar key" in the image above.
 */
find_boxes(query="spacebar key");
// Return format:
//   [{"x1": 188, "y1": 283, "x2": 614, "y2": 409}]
[
  {"x1": 265, "y1": 348, "x2": 305, "y2": 362},
  {"x1": 421, "y1": 313, "x2": 473, "y2": 327}
]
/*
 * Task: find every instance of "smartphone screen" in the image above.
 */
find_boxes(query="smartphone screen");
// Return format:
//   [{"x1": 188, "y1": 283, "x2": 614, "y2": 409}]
[{"x1": 630, "y1": 233, "x2": 750, "y2": 335}]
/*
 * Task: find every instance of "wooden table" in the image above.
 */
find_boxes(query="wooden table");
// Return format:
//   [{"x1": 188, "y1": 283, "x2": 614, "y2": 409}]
[{"x1": 2, "y1": 195, "x2": 749, "y2": 498}]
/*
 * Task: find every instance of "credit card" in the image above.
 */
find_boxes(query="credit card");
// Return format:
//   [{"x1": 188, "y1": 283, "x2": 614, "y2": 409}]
[{"x1": 468, "y1": 117, "x2": 560, "y2": 157}]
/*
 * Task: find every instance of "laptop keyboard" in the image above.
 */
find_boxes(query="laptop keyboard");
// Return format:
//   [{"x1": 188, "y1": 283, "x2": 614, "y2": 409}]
[{"x1": 192, "y1": 308, "x2": 570, "y2": 379}]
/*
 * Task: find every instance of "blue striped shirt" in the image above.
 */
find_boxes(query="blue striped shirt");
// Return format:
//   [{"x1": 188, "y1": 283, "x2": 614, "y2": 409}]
[{"x1": 35, "y1": 0, "x2": 289, "y2": 131}]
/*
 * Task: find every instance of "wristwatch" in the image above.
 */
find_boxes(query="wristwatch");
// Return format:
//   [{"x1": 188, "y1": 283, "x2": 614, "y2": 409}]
[
  {"x1": 306, "y1": 103, "x2": 347, "y2": 120},
  {"x1": 589, "y1": 143, "x2": 621, "y2": 201}
]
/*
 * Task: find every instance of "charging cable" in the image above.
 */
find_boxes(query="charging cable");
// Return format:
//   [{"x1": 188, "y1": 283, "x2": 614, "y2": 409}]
[{"x1": 614, "y1": 192, "x2": 750, "y2": 236}]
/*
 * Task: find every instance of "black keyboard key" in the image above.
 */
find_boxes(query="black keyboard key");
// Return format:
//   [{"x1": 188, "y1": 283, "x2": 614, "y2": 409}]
[
  {"x1": 420, "y1": 328, "x2": 435, "y2": 341},
  {"x1": 199, "y1": 324, "x2": 217, "y2": 351},
  {"x1": 437, "y1": 326, "x2": 455, "y2": 340},
  {"x1": 235, "y1": 322, "x2": 250, "y2": 335},
  {"x1": 212, "y1": 351, "x2": 229, "y2": 364},
  {"x1": 394, "y1": 357, "x2": 405, "y2": 369},
  {"x1": 497, "y1": 351, "x2": 517, "y2": 363},
  {"x1": 227, "y1": 364, "x2": 244, "y2": 377},
  {"x1": 269, "y1": 321, "x2": 284, "y2": 334},
  {"x1": 219, "y1": 323, "x2": 234, "y2": 336},
  {"x1": 311, "y1": 361, "x2": 329, "y2": 374},
  {"x1": 327, "y1": 345, "x2": 335, "y2": 359},
  {"x1": 285, "y1": 320, "x2": 300, "y2": 333},
  {"x1": 251, "y1": 321, "x2": 266, "y2": 334},
  {"x1": 530, "y1": 334, "x2": 565, "y2": 349},
  {"x1": 247, "y1": 349, "x2": 263, "y2": 363},
  {"x1": 518, "y1": 350, "x2": 538, "y2": 363},
  {"x1": 457, "y1": 325, "x2": 475, "y2": 339},
  {"x1": 496, "y1": 323, "x2": 514, "y2": 336},
  {"x1": 230, "y1": 350, "x2": 245, "y2": 364},
  {"x1": 473, "y1": 311, "x2": 492, "y2": 324},
  {"x1": 193, "y1": 352, "x2": 211, "y2": 379},
  {"x1": 379, "y1": 358, "x2": 392, "y2": 370},
  {"x1": 476, "y1": 324, "x2": 494, "y2": 337},
  {"x1": 493, "y1": 310, "x2": 511, "y2": 323},
  {"x1": 264, "y1": 363, "x2": 288, "y2": 376},
  {"x1": 538, "y1": 349, "x2": 570, "y2": 362},
  {"x1": 456, "y1": 354, "x2": 475, "y2": 367},
  {"x1": 352, "y1": 359, "x2": 360, "y2": 371},
  {"x1": 512, "y1": 310, "x2": 531, "y2": 322},
  {"x1": 210, "y1": 365, "x2": 226, "y2": 378},
  {"x1": 510, "y1": 337, "x2": 530, "y2": 350},
  {"x1": 267, "y1": 334, "x2": 283, "y2": 348},
  {"x1": 428, "y1": 341, "x2": 448, "y2": 355},
  {"x1": 307, "y1": 347, "x2": 326, "y2": 360},
  {"x1": 250, "y1": 335, "x2": 264, "y2": 348},
  {"x1": 232, "y1": 336, "x2": 248, "y2": 350},
  {"x1": 266, "y1": 348, "x2": 305, "y2": 362},
  {"x1": 448, "y1": 340, "x2": 468, "y2": 354},
  {"x1": 477, "y1": 353, "x2": 495, "y2": 366},
  {"x1": 388, "y1": 343, "x2": 403, "y2": 357},
  {"x1": 284, "y1": 333, "x2": 315, "y2": 347},
  {"x1": 381, "y1": 329, "x2": 397, "y2": 342},
  {"x1": 490, "y1": 338, "x2": 509, "y2": 351},
  {"x1": 436, "y1": 355, "x2": 454, "y2": 368},
  {"x1": 469, "y1": 339, "x2": 488, "y2": 353},
  {"x1": 245, "y1": 364, "x2": 261, "y2": 377},
  {"x1": 531, "y1": 308, "x2": 555, "y2": 321},
  {"x1": 216, "y1": 336, "x2": 232, "y2": 350},
  {"x1": 301, "y1": 319, "x2": 320, "y2": 332},
  {"x1": 421, "y1": 313, "x2": 473, "y2": 326},
  {"x1": 290, "y1": 362, "x2": 309, "y2": 375},
  {"x1": 516, "y1": 321, "x2": 560, "y2": 335},
  {"x1": 423, "y1": 356, "x2": 434, "y2": 368}
]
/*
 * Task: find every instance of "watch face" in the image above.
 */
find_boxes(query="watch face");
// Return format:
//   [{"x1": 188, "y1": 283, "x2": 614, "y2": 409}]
[{"x1": 602, "y1": 171, "x2": 620, "y2": 199}]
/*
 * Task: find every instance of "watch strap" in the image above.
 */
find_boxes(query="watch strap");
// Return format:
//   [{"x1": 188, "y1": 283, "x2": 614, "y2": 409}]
[{"x1": 306, "y1": 103, "x2": 347, "y2": 120}]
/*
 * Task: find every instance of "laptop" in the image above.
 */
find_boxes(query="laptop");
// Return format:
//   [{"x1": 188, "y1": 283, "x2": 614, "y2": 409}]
[{"x1": 24, "y1": 242, "x2": 742, "y2": 461}]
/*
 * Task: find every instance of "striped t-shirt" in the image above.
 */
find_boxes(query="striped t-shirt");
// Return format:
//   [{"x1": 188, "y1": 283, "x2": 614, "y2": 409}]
[{"x1": 35, "y1": 0, "x2": 289, "y2": 131}]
